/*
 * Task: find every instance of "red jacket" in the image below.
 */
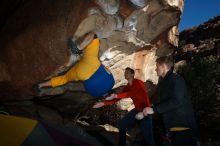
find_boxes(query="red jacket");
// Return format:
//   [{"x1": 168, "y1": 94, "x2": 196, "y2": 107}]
[{"x1": 104, "y1": 79, "x2": 151, "y2": 112}]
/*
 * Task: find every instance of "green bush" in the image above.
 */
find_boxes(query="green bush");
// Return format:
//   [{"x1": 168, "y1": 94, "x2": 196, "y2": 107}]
[{"x1": 176, "y1": 55, "x2": 220, "y2": 130}]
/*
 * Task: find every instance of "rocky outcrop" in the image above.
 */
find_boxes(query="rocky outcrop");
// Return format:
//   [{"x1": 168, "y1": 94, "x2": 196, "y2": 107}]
[
  {"x1": 0, "y1": 0, "x2": 183, "y2": 100},
  {"x1": 176, "y1": 15, "x2": 220, "y2": 62}
]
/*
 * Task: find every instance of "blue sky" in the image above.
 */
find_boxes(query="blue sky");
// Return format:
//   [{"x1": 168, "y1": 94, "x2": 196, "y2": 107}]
[{"x1": 179, "y1": 0, "x2": 220, "y2": 31}]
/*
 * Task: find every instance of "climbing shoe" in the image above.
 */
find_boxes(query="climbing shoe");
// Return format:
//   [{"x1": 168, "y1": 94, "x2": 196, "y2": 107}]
[
  {"x1": 32, "y1": 84, "x2": 40, "y2": 93},
  {"x1": 67, "y1": 38, "x2": 83, "y2": 55}
]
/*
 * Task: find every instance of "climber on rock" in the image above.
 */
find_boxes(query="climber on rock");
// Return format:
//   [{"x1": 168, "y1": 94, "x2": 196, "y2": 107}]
[{"x1": 35, "y1": 32, "x2": 115, "y2": 98}]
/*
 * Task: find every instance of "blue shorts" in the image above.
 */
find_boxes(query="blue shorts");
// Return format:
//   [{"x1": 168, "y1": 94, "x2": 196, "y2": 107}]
[{"x1": 83, "y1": 65, "x2": 115, "y2": 97}]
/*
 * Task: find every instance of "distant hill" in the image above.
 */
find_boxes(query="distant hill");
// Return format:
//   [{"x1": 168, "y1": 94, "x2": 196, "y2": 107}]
[{"x1": 176, "y1": 15, "x2": 220, "y2": 61}]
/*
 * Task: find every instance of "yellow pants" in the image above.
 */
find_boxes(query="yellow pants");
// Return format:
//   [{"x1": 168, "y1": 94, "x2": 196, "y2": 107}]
[{"x1": 51, "y1": 38, "x2": 101, "y2": 87}]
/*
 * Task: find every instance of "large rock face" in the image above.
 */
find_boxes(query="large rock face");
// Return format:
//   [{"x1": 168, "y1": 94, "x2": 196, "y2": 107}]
[{"x1": 0, "y1": 0, "x2": 184, "y2": 100}]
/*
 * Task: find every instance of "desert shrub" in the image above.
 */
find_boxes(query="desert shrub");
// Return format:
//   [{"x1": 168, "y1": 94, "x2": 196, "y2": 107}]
[{"x1": 177, "y1": 55, "x2": 220, "y2": 130}]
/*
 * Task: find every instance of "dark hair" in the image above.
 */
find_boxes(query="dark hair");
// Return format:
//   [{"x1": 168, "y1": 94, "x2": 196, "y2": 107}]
[
  {"x1": 125, "y1": 67, "x2": 135, "y2": 74},
  {"x1": 156, "y1": 56, "x2": 174, "y2": 70}
]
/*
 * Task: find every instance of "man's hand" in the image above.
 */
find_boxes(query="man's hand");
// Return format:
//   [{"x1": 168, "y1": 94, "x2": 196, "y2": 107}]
[
  {"x1": 143, "y1": 107, "x2": 154, "y2": 116},
  {"x1": 105, "y1": 94, "x2": 117, "y2": 100},
  {"x1": 93, "y1": 102, "x2": 105, "y2": 108},
  {"x1": 135, "y1": 112, "x2": 144, "y2": 120}
]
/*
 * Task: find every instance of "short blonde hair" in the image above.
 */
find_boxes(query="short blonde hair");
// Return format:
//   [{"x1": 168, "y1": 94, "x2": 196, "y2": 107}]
[{"x1": 156, "y1": 56, "x2": 174, "y2": 70}]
